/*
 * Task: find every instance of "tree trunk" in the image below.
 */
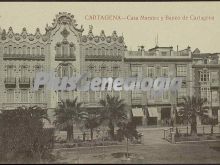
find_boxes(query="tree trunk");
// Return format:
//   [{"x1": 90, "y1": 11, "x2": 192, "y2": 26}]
[
  {"x1": 67, "y1": 125, "x2": 74, "y2": 142},
  {"x1": 109, "y1": 122, "x2": 115, "y2": 140},
  {"x1": 90, "y1": 128, "x2": 93, "y2": 141},
  {"x1": 191, "y1": 114, "x2": 197, "y2": 136}
]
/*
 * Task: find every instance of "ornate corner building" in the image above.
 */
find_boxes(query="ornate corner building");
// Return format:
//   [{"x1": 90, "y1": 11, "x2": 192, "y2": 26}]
[{"x1": 0, "y1": 12, "x2": 219, "y2": 126}]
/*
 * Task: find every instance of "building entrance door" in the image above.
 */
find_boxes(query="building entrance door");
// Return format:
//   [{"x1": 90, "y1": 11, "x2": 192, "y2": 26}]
[{"x1": 161, "y1": 107, "x2": 171, "y2": 126}]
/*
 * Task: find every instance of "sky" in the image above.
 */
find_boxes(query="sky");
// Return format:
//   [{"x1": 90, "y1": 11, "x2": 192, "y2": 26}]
[{"x1": 0, "y1": 2, "x2": 220, "y2": 53}]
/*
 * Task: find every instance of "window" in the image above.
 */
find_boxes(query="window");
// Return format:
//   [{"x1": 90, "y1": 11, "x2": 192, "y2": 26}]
[
  {"x1": 113, "y1": 47, "x2": 117, "y2": 55},
  {"x1": 163, "y1": 91, "x2": 169, "y2": 101},
  {"x1": 20, "y1": 90, "x2": 28, "y2": 103},
  {"x1": 7, "y1": 89, "x2": 15, "y2": 103},
  {"x1": 9, "y1": 45, "x2": 12, "y2": 54},
  {"x1": 132, "y1": 91, "x2": 142, "y2": 100},
  {"x1": 161, "y1": 51, "x2": 167, "y2": 56},
  {"x1": 89, "y1": 91, "x2": 95, "y2": 103},
  {"x1": 110, "y1": 49, "x2": 113, "y2": 55},
  {"x1": 161, "y1": 66, "x2": 169, "y2": 77},
  {"x1": 13, "y1": 47, "x2": 16, "y2": 54},
  {"x1": 27, "y1": 47, "x2": 30, "y2": 54},
  {"x1": 100, "y1": 65, "x2": 106, "y2": 77},
  {"x1": 113, "y1": 66, "x2": 119, "y2": 78},
  {"x1": 34, "y1": 65, "x2": 41, "y2": 77},
  {"x1": 6, "y1": 65, "x2": 14, "y2": 78},
  {"x1": 32, "y1": 47, "x2": 35, "y2": 55},
  {"x1": 178, "y1": 87, "x2": 187, "y2": 100},
  {"x1": 62, "y1": 44, "x2": 68, "y2": 56},
  {"x1": 18, "y1": 47, "x2": 22, "y2": 54},
  {"x1": 41, "y1": 48, "x2": 44, "y2": 55},
  {"x1": 70, "y1": 45, "x2": 74, "y2": 57},
  {"x1": 101, "y1": 47, "x2": 105, "y2": 55},
  {"x1": 85, "y1": 48, "x2": 88, "y2": 56},
  {"x1": 35, "y1": 89, "x2": 43, "y2": 103},
  {"x1": 200, "y1": 70, "x2": 210, "y2": 82},
  {"x1": 177, "y1": 65, "x2": 187, "y2": 77},
  {"x1": 210, "y1": 71, "x2": 218, "y2": 84},
  {"x1": 4, "y1": 47, "x2": 8, "y2": 54},
  {"x1": 93, "y1": 48, "x2": 97, "y2": 55},
  {"x1": 147, "y1": 66, "x2": 154, "y2": 77},
  {"x1": 36, "y1": 46, "x2": 40, "y2": 55},
  {"x1": 98, "y1": 48, "x2": 101, "y2": 55},
  {"x1": 22, "y1": 45, "x2": 26, "y2": 55},
  {"x1": 89, "y1": 47, "x2": 93, "y2": 56},
  {"x1": 201, "y1": 87, "x2": 211, "y2": 102},
  {"x1": 21, "y1": 65, "x2": 28, "y2": 78},
  {"x1": 106, "y1": 49, "x2": 109, "y2": 55},
  {"x1": 131, "y1": 65, "x2": 142, "y2": 77},
  {"x1": 57, "y1": 65, "x2": 75, "y2": 78},
  {"x1": 118, "y1": 49, "x2": 121, "y2": 56}
]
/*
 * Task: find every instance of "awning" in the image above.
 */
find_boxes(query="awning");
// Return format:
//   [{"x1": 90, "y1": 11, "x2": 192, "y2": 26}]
[
  {"x1": 148, "y1": 107, "x2": 158, "y2": 117},
  {"x1": 132, "y1": 108, "x2": 144, "y2": 117}
]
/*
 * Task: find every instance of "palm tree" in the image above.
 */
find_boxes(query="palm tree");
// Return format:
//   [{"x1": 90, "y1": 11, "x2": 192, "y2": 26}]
[
  {"x1": 84, "y1": 113, "x2": 102, "y2": 141},
  {"x1": 178, "y1": 96, "x2": 208, "y2": 136},
  {"x1": 54, "y1": 98, "x2": 87, "y2": 142},
  {"x1": 99, "y1": 94, "x2": 127, "y2": 140}
]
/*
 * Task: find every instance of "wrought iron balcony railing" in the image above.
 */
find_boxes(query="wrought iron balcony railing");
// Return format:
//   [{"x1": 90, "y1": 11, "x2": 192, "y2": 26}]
[{"x1": 55, "y1": 54, "x2": 76, "y2": 61}]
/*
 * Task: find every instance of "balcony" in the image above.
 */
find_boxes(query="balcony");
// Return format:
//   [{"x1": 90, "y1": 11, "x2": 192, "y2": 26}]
[
  {"x1": 131, "y1": 98, "x2": 142, "y2": 105},
  {"x1": 125, "y1": 51, "x2": 191, "y2": 62},
  {"x1": 32, "y1": 78, "x2": 44, "y2": 88},
  {"x1": 19, "y1": 77, "x2": 30, "y2": 88},
  {"x1": 85, "y1": 55, "x2": 122, "y2": 61},
  {"x1": 55, "y1": 54, "x2": 76, "y2": 61},
  {"x1": 2, "y1": 103, "x2": 47, "y2": 110},
  {"x1": 3, "y1": 54, "x2": 45, "y2": 61},
  {"x1": 4, "y1": 77, "x2": 16, "y2": 88}
]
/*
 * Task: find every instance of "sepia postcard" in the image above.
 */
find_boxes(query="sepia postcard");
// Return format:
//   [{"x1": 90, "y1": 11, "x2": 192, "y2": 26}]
[{"x1": 0, "y1": 1, "x2": 220, "y2": 164}]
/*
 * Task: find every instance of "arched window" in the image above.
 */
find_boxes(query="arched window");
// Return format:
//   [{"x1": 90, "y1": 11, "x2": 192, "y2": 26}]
[
  {"x1": 106, "y1": 48, "x2": 109, "y2": 55},
  {"x1": 27, "y1": 47, "x2": 30, "y2": 54},
  {"x1": 22, "y1": 45, "x2": 26, "y2": 55},
  {"x1": 101, "y1": 47, "x2": 105, "y2": 55},
  {"x1": 57, "y1": 64, "x2": 75, "y2": 78},
  {"x1": 62, "y1": 44, "x2": 68, "y2": 57},
  {"x1": 41, "y1": 48, "x2": 44, "y2": 55},
  {"x1": 88, "y1": 65, "x2": 95, "y2": 79},
  {"x1": 94, "y1": 48, "x2": 97, "y2": 55},
  {"x1": 36, "y1": 46, "x2": 40, "y2": 55},
  {"x1": 4, "y1": 47, "x2": 8, "y2": 54},
  {"x1": 21, "y1": 65, "x2": 28, "y2": 78},
  {"x1": 13, "y1": 47, "x2": 16, "y2": 54},
  {"x1": 9, "y1": 45, "x2": 12, "y2": 54},
  {"x1": 100, "y1": 65, "x2": 106, "y2": 77},
  {"x1": 110, "y1": 49, "x2": 113, "y2": 55},
  {"x1": 113, "y1": 47, "x2": 117, "y2": 55},
  {"x1": 113, "y1": 65, "x2": 119, "y2": 78},
  {"x1": 70, "y1": 45, "x2": 74, "y2": 57},
  {"x1": 98, "y1": 48, "x2": 101, "y2": 55},
  {"x1": 32, "y1": 47, "x2": 35, "y2": 55},
  {"x1": 89, "y1": 47, "x2": 93, "y2": 56},
  {"x1": 34, "y1": 65, "x2": 41, "y2": 77},
  {"x1": 85, "y1": 48, "x2": 88, "y2": 56},
  {"x1": 18, "y1": 47, "x2": 22, "y2": 54},
  {"x1": 118, "y1": 49, "x2": 121, "y2": 56}
]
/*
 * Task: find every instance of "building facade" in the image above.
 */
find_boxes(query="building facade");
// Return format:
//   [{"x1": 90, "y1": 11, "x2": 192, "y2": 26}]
[{"x1": 0, "y1": 12, "x2": 219, "y2": 126}]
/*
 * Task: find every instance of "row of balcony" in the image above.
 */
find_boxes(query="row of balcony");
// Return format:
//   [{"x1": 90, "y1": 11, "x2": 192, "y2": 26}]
[{"x1": 4, "y1": 77, "x2": 44, "y2": 88}]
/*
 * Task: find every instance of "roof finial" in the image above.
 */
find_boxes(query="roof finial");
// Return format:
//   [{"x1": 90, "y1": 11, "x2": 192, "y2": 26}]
[{"x1": 89, "y1": 25, "x2": 93, "y2": 32}]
